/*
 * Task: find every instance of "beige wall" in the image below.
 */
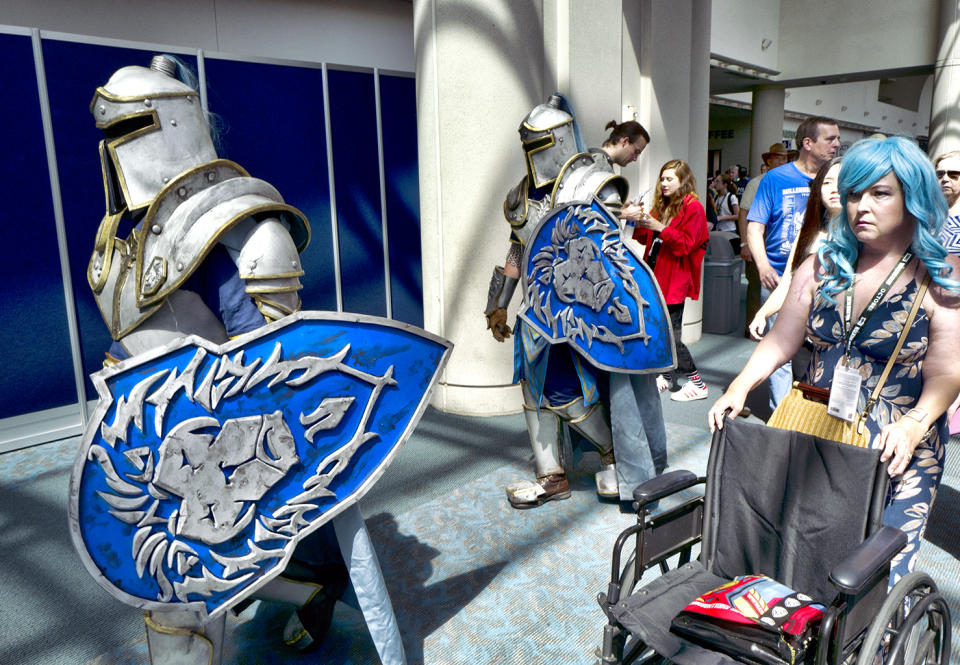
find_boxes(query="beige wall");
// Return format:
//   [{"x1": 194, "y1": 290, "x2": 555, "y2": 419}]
[
  {"x1": 0, "y1": 0, "x2": 415, "y2": 70},
  {"x1": 776, "y1": 0, "x2": 938, "y2": 80}
]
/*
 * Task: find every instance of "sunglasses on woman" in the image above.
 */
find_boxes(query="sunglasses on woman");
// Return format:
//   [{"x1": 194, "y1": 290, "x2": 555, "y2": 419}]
[{"x1": 935, "y1": 169, "x2": 960, "y2": 180}]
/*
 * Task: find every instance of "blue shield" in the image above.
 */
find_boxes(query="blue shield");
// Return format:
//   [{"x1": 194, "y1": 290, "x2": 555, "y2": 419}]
[
  {"x1": 518, "y1": 198, "x2": 675, "y2": 373},
  {"x1": 68, "y1": 312, "x2": 451, "y2": 619}
]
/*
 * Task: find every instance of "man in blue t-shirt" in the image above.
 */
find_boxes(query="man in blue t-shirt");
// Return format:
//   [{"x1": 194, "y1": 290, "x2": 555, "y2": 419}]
[{"x1": 746, "y1": 116, "x2": 840, "y2": 408}]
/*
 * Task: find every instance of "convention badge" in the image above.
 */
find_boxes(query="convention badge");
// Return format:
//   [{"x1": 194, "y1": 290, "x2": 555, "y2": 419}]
[{"x1": 828, "y1": 359, "x2": 861, "y2": 422}]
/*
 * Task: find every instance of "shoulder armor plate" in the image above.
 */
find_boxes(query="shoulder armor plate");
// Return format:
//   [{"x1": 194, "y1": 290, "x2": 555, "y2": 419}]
[
  {"x1": 503, "y1": 176, "x2": 529, "y2": 228},
  {"x1": 135, "y1": 159, "x2": 310, "y2": 308},
  {"x1": 551, "y1": 152, "x2": 629, "y2": 207}
]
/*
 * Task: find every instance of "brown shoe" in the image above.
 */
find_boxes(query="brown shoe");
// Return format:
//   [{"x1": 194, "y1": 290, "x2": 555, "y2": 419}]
[{"x1": 506, "y1": 474, "x2": 571, "y2": 509}]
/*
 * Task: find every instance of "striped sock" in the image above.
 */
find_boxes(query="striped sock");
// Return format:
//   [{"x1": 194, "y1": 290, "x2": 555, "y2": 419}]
[{"x1": 687, "y1": 371, "x2": 705, "y2": 389}]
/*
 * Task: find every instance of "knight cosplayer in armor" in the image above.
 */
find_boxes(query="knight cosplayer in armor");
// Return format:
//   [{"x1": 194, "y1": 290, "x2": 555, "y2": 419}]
[
  {"x1": 86, "y1": 55, "x2": 344, "y2": 660},
  {"x1": 486, "y1": 95, "x2": 674, "y2": 508}
]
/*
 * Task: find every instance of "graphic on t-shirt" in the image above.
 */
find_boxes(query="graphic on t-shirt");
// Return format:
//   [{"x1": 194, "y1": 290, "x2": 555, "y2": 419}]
[{"x1": 776, "y1": 186, "x2": 809, "y2": 258}]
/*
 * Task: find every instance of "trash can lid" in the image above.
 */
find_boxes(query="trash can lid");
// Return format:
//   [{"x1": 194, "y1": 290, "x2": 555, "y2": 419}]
[{"x1": 706, "y1": 231, "x2": 740, "y2": 260}]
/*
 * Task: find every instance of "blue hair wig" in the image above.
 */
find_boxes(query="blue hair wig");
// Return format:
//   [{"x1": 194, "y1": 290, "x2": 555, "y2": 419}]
[{"x1": 817, "y1": 136, "x2": 958, "y2": 302}]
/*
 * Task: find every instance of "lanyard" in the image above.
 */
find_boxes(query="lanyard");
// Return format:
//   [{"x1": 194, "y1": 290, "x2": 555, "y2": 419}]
[{"x1": 842, "y1": 250, "x2": 913, "y2": 359}]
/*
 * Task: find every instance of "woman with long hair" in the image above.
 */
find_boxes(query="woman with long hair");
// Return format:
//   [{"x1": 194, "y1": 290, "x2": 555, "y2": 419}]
[
  {"x1": 634, "y1": 160, "x2": 710, "y2": 401},
  {"x1": 709, "y1": 137, "x2": 960, "y2": 585},
  {"x1": 748, "y1": 157, "x2": 842, "y2": 339},
  {"x1": 714, "y1": 174, "x2": 740, "y2": 232}
]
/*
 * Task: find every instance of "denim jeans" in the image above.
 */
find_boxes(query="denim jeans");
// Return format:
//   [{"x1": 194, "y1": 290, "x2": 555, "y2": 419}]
[
  {"x1": 610, "y1": 373, "x2": 668, "y2": 500},
  {"x1": 761, "y1": 286, "x2": 793, "y2": 410}
]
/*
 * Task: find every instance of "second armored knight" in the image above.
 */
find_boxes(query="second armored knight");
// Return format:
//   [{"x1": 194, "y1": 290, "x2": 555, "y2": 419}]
[{"x1": 486, "y1": 95, "x2": 674, "y2": 508}]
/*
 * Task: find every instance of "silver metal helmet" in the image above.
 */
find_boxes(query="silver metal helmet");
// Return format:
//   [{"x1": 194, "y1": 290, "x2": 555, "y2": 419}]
[
  {"x1": 519, "y1": 95, "x2": 578, "y2": 190},
  {"x1": 91, "y1": 55, "x2": 218, "y2": 213}
]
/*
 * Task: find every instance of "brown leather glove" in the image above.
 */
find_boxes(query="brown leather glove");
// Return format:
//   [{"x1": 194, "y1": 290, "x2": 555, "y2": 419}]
[{"x1": 486, "y1": 308, "x2": 512, "y2": 342}]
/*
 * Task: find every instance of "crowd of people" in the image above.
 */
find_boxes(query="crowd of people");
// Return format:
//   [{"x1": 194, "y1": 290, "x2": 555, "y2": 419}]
[{"x1": 489, "y1": 101, "x2": 960, "y2": 588}]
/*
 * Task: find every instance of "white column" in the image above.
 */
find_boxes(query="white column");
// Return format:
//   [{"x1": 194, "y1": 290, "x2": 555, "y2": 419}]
[
  {"x1": 635, "y1": 0, "x2": 711, "y2": 344},
  {"x1": 413, "y1": 0, "x2": 544, "y2": 415},
  {"x1": 929, "y1": 0, "x2": 960, "y2": 156},
  {"x1": 749, "y1": 85, "x2": 785, "y2": 175}
]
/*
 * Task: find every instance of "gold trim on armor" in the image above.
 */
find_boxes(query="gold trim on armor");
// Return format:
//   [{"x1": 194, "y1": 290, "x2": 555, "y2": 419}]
[
  {"x1": 88, "y1": 210, "x2": 125, "y2": 294},
  {"x1": 136, "y1": 200, "x2": 310, "y2": 310},
  {"x1": 143, "y1": 611, "x2": 214, "y2": 665},
  {"x1": 244, "y1": 283, "x2": 303, "y2": 295},
  {"x1": 524, "y1": 135, "x2": 558, "y2": 190},
  {"x1": 239, "y1": 270, "x2": 307, "y2": 282},
  {"x1": 521, "y1": 395, "x2": 588, "y2": 416},
  {"x1": 102, "y1": 109, "x2": 162, "y2": 211},
  {"x1": 521, "y1": 118, "x2": 574, "y2": 134},
  {"x1": 90, "y1": 87, "x2": 195, "y2": 114},
  {"x1": 254, "y1": 295, "x2": 300, "y2": 321},
  {"x1": 503, "y1": 176, "x2": 530, "y2": 229},
  {"x1": 99, "y1": 142, "x2": 115, "y2": 215},
  {"x1": 565, "y1": 401, "x2": 599, "y2": 425},
  {"x1": 277, "y1": 575, "x2": 324, "y2": 606},
  {"x1": 132, "y1": 158, "x2": 309, "y2": 307},
  {"x1": 109, "y1": 245, "x2": 164, "y2": 340}
]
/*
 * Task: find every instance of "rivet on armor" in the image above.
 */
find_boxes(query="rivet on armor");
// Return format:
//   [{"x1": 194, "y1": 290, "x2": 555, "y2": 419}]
[
  {"x1": 144, "y1": 99, "x2": 152, "y2": 107},
  {"x1": 151, "y1": 225, "x2": 162, "y2": 235},
  {"x1": 292, "y1": 260, "x2": 298, "y2": 268},
  {"x1": 206, "y1": 171, "x2": 217, "y2": 182},
  {"x1": 99, "y1": 105, "x2": 106, "y2": 115},
  {"x1": 176, "y1": 263, "x2": 184, "y2": 271},
  {"x1": 178, "y1": 187, "x2": 187, "y2": 198},
  {"x1": 170, "y1": 119, "x2": 177, "y2": 127},
  {"x1": 163, "y1": 176, "x2": 170, "y2": 183}
]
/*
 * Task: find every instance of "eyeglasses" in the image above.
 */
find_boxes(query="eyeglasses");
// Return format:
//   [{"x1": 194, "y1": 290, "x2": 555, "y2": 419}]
[{"x1": 936, "y1": 169, "x2": 960, "y2": 180}]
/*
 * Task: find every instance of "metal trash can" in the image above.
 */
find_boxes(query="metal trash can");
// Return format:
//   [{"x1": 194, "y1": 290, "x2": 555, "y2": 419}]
[{"x1": 702, "y1": 231, "x2": 743, "y2": 335}]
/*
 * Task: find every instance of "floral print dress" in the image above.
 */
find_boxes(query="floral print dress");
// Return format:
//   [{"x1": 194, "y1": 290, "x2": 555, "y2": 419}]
[{"x1": 805, "y1": 277, "x2": 945, "y2": 584}]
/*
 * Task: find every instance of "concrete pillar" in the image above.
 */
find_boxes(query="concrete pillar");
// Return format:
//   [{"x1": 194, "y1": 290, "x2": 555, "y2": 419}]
[
  {"x1": 635, "y1": 0, "x2": 711, "y2": 345},
  {"x1": 413, "y1": 0, "x2": 711, "y2": 415},
  {"x1": 413, "y1": 0, "x2": 543, "y2": 415},
  {"x1": 749, "y1": 85, "x2": 786, "y2": 176},
  {"x1": 929, "y1": 0, "x2": 960, "y2": 156}
]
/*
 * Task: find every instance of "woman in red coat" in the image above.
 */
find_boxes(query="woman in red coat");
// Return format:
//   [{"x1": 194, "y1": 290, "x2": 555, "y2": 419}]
[{"x1": 633, "y1": 159, "x2": 710, "y2": 401}]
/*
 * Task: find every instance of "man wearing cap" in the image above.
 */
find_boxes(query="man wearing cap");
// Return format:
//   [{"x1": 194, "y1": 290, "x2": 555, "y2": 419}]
[
  {"x1": 745, "y1": 116, "x2": 840, "y2": 408},
  {"x1": 737, "y1": 143, "x2": 793, "y2": 338}
]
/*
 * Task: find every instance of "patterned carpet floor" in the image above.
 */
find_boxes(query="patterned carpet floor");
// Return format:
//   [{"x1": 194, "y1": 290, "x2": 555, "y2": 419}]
[{"x1": 2, "y1": 362, "x2": 958, "y2": 664}]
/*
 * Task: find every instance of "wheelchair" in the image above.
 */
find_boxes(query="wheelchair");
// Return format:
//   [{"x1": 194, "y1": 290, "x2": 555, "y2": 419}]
[{"x1": 597, "y1": 416, "x2": 952, "y2": 665}]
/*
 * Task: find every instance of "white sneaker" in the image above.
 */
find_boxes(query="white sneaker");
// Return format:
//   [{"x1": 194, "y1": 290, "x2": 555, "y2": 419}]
[
  {"x1": 656, "y1": 375, "x2": 671, "y2": 393},
  {"x1": 670, "y1": 382, "x2": 708, "y2": 402}
]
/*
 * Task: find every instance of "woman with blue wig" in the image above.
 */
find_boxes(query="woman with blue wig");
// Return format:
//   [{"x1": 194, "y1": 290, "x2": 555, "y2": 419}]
[{"x1": 708, "y1": 136, "x2": 960, "y2": 585}]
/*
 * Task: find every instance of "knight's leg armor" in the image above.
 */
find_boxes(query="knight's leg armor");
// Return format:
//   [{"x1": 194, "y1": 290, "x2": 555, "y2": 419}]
[
  {"x1": 521, "y1": 382, "x2": 564, "y2": 478},
  {"x1": 504, "y1": 382, "x2": 571, "y2": 508},
  {"x1": 144, "y1": 609, "x2": 226, "y2": 665},
  {"x1": 559, "y1": 397, "x2": 618, "y2": 498},
  {"x1": 333, "y1": 505, "x2": 408, "y2": 665}
]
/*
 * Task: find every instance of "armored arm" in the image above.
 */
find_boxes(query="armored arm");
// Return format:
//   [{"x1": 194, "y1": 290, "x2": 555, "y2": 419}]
[
  {"x1": 485, "y1": 242, "x2": 521, "y2": 342},
  {"x1": 225, "y1": 217, "x2": 305, "y2": 323}
]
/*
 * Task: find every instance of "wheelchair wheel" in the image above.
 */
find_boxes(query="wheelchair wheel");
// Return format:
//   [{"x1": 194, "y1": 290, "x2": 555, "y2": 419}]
[{"x1": 855, "y1": 572, "x2": 951, "y2": 665}]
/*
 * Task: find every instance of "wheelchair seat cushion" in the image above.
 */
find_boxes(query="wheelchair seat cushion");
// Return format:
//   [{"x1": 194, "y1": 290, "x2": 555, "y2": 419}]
[{"x1": 611, "y1": 561, "x2": 745, "y2": 665}]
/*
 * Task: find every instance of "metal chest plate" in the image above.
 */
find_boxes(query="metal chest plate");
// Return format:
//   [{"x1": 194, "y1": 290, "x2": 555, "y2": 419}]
[
  {"x1": 517, "y1": 198, "x2": 675, "y2": 374},
  {"x1": 68, "y1": 312, "x2": 451, "y2": 619}
]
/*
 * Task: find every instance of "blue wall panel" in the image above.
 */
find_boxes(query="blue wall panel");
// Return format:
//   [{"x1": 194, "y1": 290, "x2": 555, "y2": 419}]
[
  {"x1": 379, "y1": 74, "x2": 423, "y2": 327},
  {"x1": 327, "y1": 69, "x2": 387, "y2": 317},
  {"x1": 0, "y1": 34, "x2": 76, "y2": 418},
  {"x1": 204, "y1": 58, "x2": 336, "y2": 312},
  {"x1": 42, "y1": 42, "x2": 197, "y2": 394}
]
